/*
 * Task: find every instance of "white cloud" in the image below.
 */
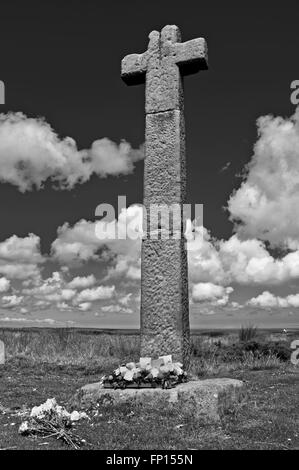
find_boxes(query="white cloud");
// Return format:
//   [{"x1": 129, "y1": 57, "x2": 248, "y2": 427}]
[
  {"x1": 0, "y1": 233, "x2": 43, "y2": 280},
  {"x1": 0, "y1": 234, "x2": 43, "y2": 262},
  {"x1": 22, "y1": 271, "x2": 76, "y2": 306},
  {"x1": 0, "y1": 277, "x2": 10, "y2": 292},
  {"x1": 67, "y1": 274, "x2": 96, "y2": 290},
  {"x1": 192, "y1": 282, "x2": 233, "y2": 306},
  {"x1": 188, "y1": 226, "x2": 299, "y2": 286},
  {"x1": 0, "y1": 263, "x2": 41, "y2": 280},
  {"x1": 57, "y1": 302, "x2": 72, "y2": 311},
  {"x1": 187, "y1": 227, "x2": 226, "y2": 285},
  {"x1": 78, "y1": 302, "x2": 92, "y2": 311},
  {"x1": 228, "y1": 106, "x2": 299, "y2": 249},
  {"x1": 18, "y1": 269, "x2": 114, "y2": 311},
  {"x1": 34, "y1": 300, "x2": 51, "y2": 309},
  {"x1": 119, "y1": 293, "x2": 132, "y2": 306},
  {"x1": 60, "y1": 288, "x2": 76, "y2": 301},
  {"x1": 0, "y1": 112, "x2": 143, "y2": 192},
  {"x1": 51, "y1": 219, "x2": 102, "y2": 264},
  {"x1": 248, "y1": 291, "x2": 299, "y2": 309},
  {"x1": 0, "y1": 316, "x2": 57, "y2": 324},
  {"x1": 75, "y1": 285, "x2": 115, "y2": 304},
  {"x1": 101, "y1": 304, "x2": 133, "y2": 314},
  {"x1": 1, "y1": 294, "x2": 23, "y2": 308},
  {"x1": 51, "y1": 206, "x2": 142, "y2": 284}
]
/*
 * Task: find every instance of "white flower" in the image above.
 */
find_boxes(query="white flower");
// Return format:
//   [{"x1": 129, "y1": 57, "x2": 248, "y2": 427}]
[
  {"x1": 174, "y1": 362, "x2": 183, "y2": 368},
  {"x1": 151, "y1": 367, "x2": 159, "y2": 378},
  {"x1": 70, "y1": 410, "x2": 88, "y2": 421},
  {"x1": 119, "y1": 366, "x2": 128, "y2": 376},
  {"x1": 140, "y1": 357, "x2": 152, "y2": 369},
  {"x1": 18, "y1": 421, "x2": 29, "y2": 434},
  {"x1": 124, "y1": 370, "x2": 134, "y2": 381},
  {"x1": 159, "y1": 365, "x2": 169, "y2": 374},
  {"x1": 114, "y1": 368, "x2": 121, "y2": 376},
  {"x1": 30, "y1": 398, "x2": 57, "y2": 418},
  {"x1": 173, "y1": 364, "x2": 183, "y2": 375},
  {"x1": 28, "y1": 398, "x2": 86, "y2": 423},
  {"x1": 55, "y1": 405, "x2": 71, "y2": 419}
]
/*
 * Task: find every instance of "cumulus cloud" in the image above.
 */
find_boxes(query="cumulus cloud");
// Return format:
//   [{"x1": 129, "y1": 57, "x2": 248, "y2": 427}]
[
  {"x1": 78, "y1": 302, "x2": 92, "y2": 312},
  {"x1": 22, "y1": 271, "x2": 76, "y2": 309},
  {"x1": 188, "y1": 227, "x2": 226, "y2": 285},
  {"x1": 1, "y1": 294, "x2": 23, "y2": 308},
  {"x1": 0, "y1": 277, "x2": 10, "y2": 292},
  {"x1": 248, "y1": 291, "x2": 299, "y2": 309},
  {"x1": 248, "y1": 291, "x2": 280, "y2": 308},
  {"x1": 75, "y1": 285, "x2": 115, "y2": 304},
  {"x1": 51, "y1": 219, "x2": 103, "y2": 264},
  {"x1": 57, "y1": 302, "x2": 72, "y2": 311},
  {"x1": 188, "y1": 226, "x2": 299, "y2": 285},
  {"x1": 0, "y1": 316, "x2": 57, "y2": 324},
  {"x1": 101, "y1": 304, "x2": 133, "y2": 314},
  {"x1": 0, "y1": 112, "x2": 144, "y2": 192},
  {"x1": 67, "y1": 274, "x2": 96, "y2": 290},
  {"x1": 119, "y1": 293, "x2": 132, "y2": 306},
  {"x1": 192, "y1": 282, "x2": 233, "y2": 306},
  {"x1": 0, "y1": 234, "x2": 43, "y2": 262},
  {"x1": 228, "y1": 107, "x2": 299, "y2": 249},
  {"x1": 0, "y1": 233, "x2": 44, "y2": 280},
  {"x1": 0, "y1": 263, "x2": 41, "y2": 280},
  {"x1": 51, "y1": 205, "x2": 142, "y2": 283},
  {"x1": 18, "y1": 268, "x2": 117, "y2": 312}
]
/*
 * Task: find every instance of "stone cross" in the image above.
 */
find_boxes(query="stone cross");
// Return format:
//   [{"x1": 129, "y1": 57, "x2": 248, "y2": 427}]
[
  {"x1": 121, "y1": 25, "x2": 208, "y2": 367},
  {"x1": 0, "y1": 340, "x2": 5, "y2": 365}
]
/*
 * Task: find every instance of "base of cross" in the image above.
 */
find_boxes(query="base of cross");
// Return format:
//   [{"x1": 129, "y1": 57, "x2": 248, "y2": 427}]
[{"x1": 70, "y1": 373, "x2": 245, "y2": 424}]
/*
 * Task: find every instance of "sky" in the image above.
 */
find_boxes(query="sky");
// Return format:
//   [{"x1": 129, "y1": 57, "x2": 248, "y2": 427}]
[{"x1": 0, "y1": 0, "x2": 299, "y2": 329}]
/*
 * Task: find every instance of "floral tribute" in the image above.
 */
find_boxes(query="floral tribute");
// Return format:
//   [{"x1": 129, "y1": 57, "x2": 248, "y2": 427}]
[
  {"x1": 18, "y1": 398, "x2": 88, "y2": 449},
  {"x1": 101, "y1": 355, "x2": 188, "y2": 389}
]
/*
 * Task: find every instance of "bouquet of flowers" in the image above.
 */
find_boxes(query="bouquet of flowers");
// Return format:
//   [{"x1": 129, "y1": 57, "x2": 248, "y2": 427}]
[
  {"x1": 18, "y1": 398, "x2": 88, "y2": 449},
  {"x1": 102, "y1": 355, "x2": 188, "y2": 389}
]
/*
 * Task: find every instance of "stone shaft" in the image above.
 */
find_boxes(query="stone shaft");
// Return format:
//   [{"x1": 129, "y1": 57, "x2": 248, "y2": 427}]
[
  {"x1": 121, "y1": 25, "x2": 208, "y2": 367},
  {"x1": 141, "y1": 107, "x2": 189, "y2": 366}
]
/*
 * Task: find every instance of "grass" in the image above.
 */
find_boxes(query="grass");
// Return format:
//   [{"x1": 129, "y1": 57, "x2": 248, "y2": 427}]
[
  {"x1": 239, "y1": 324, "x2": 258, "y2": 342},
  {"x1": 0, "y1": 327, "x2": 298, "y2": 450},
  {"x1": 0, "y1": 328, "x2": 140, "y2": 365}
]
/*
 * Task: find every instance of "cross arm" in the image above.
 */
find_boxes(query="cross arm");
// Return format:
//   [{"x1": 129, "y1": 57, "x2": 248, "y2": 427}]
[
  {"x1": 175, "y1": 38, "x2": 208, "y2": 76},
  {"x1": 121, "y1": 52, "x2": 148, "y2": 86}
]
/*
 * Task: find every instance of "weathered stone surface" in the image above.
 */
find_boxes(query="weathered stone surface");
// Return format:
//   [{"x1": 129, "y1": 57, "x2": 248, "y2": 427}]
[
  {"x1": 0, "y1": 340, "x2": 5, "y2": 365},
  {"x1": 121, "y1": 52, "x2": 147, "y2": 86},
  {"x1": 70, "y1": 379, "x2": 244, "y2": 423},
  {"x1": 121, "y1": 26, "x2": 208, "y2": 368},
  {"x1": 141, "y1": 238, "x2": 190, "y2": 366},
  {"x1": 121, "y1": 25, "x2": 208, "y2": 113},
  {"x1": 144, "y1": 110, "x2": 186, "y2": 207},
  {"x1": 145, "y1": 27, "x2": 183, "y2": 114},
  {"x1": 175, "y1": 37, "x2": 208, "y2": 76}
]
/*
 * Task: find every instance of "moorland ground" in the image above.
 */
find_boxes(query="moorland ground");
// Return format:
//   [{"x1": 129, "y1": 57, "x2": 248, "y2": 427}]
[{"x1": 0, "y1": 327, "x2": 298, "y2": 450}]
